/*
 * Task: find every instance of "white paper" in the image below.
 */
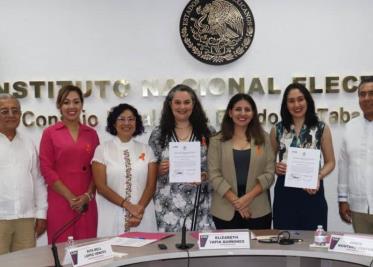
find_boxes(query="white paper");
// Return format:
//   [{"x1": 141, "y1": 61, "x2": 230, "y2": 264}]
[
  {"x1": 109, "y1": 237, "x2": 156, "y2": 247},
  {"x1": 284, "y1": 147, "x2": 320, "y2": 189},
  {"x1": 169, "y1": 141, "x2": 201, "y2": 183}
]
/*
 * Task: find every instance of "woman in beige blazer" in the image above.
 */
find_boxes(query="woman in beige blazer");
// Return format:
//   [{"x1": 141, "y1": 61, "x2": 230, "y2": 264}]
[{"x1": 208, "y1": 93, "x2": 275, "y2": 229}]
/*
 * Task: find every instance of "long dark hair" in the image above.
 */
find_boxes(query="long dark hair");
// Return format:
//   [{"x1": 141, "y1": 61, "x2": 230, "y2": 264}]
[
  {"x1": 159, "y1": 84, "x2": 211, "y2": 148},
  {"x1": 221, "y1": 93, "x2": 264, "y2": 145},
  {"x1": 280, "y1": 83, "x2": 319, "y2": 131}
]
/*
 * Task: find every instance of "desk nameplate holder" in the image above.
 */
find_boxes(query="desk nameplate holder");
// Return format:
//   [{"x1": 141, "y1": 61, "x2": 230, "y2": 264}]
[
  {"x1": 329, "y1": 234, "x2": 373, "y2": 257},
  {"x1": 198, "y1": 231, "x2": 250, "y2": 249},
  {"x1": 64, "y1": 240, "x2": 113, "y2": 267}
]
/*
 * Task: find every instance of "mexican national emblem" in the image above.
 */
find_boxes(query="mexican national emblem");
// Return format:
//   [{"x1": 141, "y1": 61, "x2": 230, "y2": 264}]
[{"x1": 180, "y1": 0, "x2": 255, "y2": 65}]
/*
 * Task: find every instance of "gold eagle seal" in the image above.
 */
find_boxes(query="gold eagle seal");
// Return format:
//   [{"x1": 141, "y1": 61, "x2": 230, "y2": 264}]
[{"x1": 180, "y1": 0, "x2": 255, "y2": 65}]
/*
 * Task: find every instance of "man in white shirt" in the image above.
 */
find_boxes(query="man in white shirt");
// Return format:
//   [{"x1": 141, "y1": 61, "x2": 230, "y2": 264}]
[
  {"x1": 338, "y1": 77, "x2": 373, "y2": 234},
  {"x1": 0, "y1": 94, "x2": 47, "y2": 254}
]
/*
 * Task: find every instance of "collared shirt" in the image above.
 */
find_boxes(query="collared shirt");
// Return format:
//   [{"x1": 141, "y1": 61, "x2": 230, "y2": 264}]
[
  {"x1": 0, "y1": 131, "x2": 47, "y2": 220},
  {"x1": 338, "y1": 116, "x2": 373, "y2": 213},
  {"x1": 39, "y1": 121, "x2": 99, "y2": 191}
]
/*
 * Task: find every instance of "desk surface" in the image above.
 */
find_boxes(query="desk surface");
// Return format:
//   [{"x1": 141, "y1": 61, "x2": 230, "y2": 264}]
[{"x1": 0, "y1": 231, "x2": 371, "y2": 267}]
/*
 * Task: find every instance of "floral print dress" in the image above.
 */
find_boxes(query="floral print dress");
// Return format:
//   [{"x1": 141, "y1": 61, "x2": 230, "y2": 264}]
[{"x1": 148, "y1": 126, "x2": 215, "y2": 232}]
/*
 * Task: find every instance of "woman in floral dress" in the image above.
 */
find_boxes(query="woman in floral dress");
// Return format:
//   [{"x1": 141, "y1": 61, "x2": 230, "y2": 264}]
[{"x1": 149, "y1": 84, "x2": 215, "y2": 232}]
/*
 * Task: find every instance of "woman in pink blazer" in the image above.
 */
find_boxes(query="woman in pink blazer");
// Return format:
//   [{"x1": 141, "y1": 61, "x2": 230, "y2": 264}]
[{"x1": 39, "y1": 85, "x2": 99, "y2": 244}]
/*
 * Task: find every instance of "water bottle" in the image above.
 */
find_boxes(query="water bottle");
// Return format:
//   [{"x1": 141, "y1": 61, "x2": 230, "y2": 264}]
[
  {"x1": 63, "y1": 236, "x2": 75, "y2": 265},
  {"x1": 66, "y1": 236, "x2": 75, "y2": 250},
  {"x1": 314, "y1": 225, "x2": 327, "y2": 246}
]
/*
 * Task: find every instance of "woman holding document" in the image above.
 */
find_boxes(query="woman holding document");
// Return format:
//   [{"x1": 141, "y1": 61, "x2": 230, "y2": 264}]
[
  {"x1": 270, "y1": 83, "x2": 335, "y2": 231},
  {"x1": 208, "y1": 93, "x2": 275, "y2": 229},
  {"x1": 148, "y1": 84, "x2": 215, "y2": 232},
  {"x1": 92, "y1": 103, "x2": 157, "y2": 236}
]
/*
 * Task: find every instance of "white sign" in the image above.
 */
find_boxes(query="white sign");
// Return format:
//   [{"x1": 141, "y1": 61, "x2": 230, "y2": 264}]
[
  {"x1": 169, "y1": 141, "x2": 201, "y2": 183},
  {"x1": 198, "y1": 231, "x2": 250, "y2": 249},
  {"x1": 329, "y1": 234, "x2": 373, "y2": 257},
  {"x1": 285, "y1": 147, "x2": 320, "y2": 189},
  {"x1": 67, "y1": 240, "x2": 113, "y2": 267}
]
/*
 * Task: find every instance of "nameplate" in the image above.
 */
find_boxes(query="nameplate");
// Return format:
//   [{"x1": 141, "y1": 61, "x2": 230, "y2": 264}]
[
  {"x1": 67, "y1": 240, "x2": 113, "y2": 267},
  {"x1": 198, "y1": 231, "x2": 250, "y2": 249},
  {"x1": 328, "y1": 234, "x2": 373, "y2": 256}
]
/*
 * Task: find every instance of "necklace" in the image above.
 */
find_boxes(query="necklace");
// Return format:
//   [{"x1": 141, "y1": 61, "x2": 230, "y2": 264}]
[{"x1": 175, "y1": 128, "x2": 192, "y2": 141}]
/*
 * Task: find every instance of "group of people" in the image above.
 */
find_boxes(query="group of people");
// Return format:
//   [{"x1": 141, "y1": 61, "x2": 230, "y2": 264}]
[{"x1": 0, "y1": 78, "x2": 372, "y2": 254}]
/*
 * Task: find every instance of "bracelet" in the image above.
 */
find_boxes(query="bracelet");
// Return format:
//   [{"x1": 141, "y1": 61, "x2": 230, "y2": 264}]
[
  {"x1": 84, "y1": 192, "x2": 92, "y2": 201},
  {"x1": 120, "y1": 198, "x2": 126, "y2": 208}
]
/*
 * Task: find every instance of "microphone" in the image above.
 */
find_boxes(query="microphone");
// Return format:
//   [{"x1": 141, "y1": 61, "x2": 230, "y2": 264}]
[
  {"x1": 50, "y1": 204, "x2": 88, "y2": 267},
  {"x1": 176, "y1": 184, "x2": 205, "y2": 250}
]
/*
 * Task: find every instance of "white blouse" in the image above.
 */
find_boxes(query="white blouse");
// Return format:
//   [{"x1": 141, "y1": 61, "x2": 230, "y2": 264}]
[{"x1": 93, "y1": 137, "x2": 157, "y2": 236}]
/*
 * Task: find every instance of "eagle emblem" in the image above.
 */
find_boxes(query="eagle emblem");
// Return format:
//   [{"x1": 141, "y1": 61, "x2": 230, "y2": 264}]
[{"x1": 180, "y1": 0, "x2": 255, "y2": 65}]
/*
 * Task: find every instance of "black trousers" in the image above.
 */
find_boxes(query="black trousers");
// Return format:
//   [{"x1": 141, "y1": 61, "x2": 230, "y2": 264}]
[{"x1": 213, "y1": 212, "x2": 272, "y2": 230}]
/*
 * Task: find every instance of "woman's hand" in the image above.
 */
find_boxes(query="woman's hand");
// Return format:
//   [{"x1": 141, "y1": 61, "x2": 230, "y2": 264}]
[
  {"x1": 304, "y1": 178, "x2": 320, "y2": 195},
  {"x1": 233, "y1": 194, "x2": 253, "y2": 211},
  {"x1": 127, "y1": 203, "x2": 145, "y2": 220},
  {"x1": 187, "y1": 172, "x2": 208, "y2": 186},
  {"x1": 238, "y1": 207, "x2": 251, "y2": 219},
  {"x1": 70, "y1": 194, "x2": 89, "y2": 212},
  {"x1": 158, "y1": 160, "x2": 169, "y2": 176},
  {"x1": 128, "y1": 217, "x2": 142, "y2": 227},
  {"x1": 275, "y1": 161, "x2": 287, "y2": 176}
]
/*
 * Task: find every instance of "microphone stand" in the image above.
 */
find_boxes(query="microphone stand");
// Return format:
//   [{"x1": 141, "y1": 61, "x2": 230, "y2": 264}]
[
  {"x1": 50, "y1": 204, "x2": 88, "y2": 267},
  {"x1": 176, "y1": 184, "x2": 204, "y2": 250},
  {"x1": 191, "y1": 184, "x2": 201, "y2": 231},
  {"x1": 175, "y1": 216, "x2": 194, "y2": 250}
]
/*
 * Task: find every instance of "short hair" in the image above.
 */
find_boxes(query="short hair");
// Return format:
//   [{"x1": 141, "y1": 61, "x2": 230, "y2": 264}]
[
  {"x1": 280, "y1": 83, "x2": 319, "y2": 131},
  {"x1": 56, "y1": 85, "x2": 84, "y2": 109},
  {"x1": 358, "y1": 76, "x2": 373, "y2": 91},
  {"x1": 106, "y1": 103, "x2": 144, "y2": 136},
  {"x1": 221, "y1": 93, "x2": 264, "y2": 145},
  {"x1": 0, "y1": 93, "x2": 20, "y2": 108},
  {"x1": 158, "y1": 84, "x2": 211, "y2": 148}
]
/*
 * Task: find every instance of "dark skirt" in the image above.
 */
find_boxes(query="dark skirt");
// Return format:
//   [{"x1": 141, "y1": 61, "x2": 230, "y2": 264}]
[{"x1": 273, "y1": 175, "x2": 328, "y2": 231}]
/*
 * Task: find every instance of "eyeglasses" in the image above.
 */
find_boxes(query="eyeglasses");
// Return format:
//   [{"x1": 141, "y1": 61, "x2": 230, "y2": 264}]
[
  {"x1": 0, "y1": 108, "x2": 21, "y2": 117},
  {"x1": 358, "y1": 90, "x2": 373, "y2": 98},
  {"x1": 116, "y1": 116, "x2": 136, "y2": 123}
]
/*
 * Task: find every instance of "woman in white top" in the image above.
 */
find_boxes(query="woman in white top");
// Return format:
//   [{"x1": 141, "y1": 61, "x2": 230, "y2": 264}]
[{"x1": 92, "y1": 103, "x2": 157, "y2": 236}]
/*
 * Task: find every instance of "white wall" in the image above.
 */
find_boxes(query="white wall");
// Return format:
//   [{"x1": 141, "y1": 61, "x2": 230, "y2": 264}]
[{"x1": 1, "y1": 0, "x2": 373, "y2": 241}]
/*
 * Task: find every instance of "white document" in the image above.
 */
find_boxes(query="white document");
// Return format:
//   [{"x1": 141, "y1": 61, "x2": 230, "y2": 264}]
[
  {"x1": 284, "y1": 147, "x2": 320, "y2": 189},
  {"x1": 169, "y1": 141, "x2": 201, "y2": 183},
  {"x1": 109, "y1": 237, "x2": 156, "y2": 247}
]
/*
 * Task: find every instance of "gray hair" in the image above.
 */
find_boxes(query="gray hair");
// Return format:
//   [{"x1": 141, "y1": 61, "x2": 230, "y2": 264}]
[{"x1": 0, "y1": 93, "x2": 21, "y2": 107}]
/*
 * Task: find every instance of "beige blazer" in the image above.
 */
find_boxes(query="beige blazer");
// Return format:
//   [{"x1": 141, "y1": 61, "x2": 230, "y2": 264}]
[{"x1": 208, "y1": 132, "x2": 275, "y2": 221}]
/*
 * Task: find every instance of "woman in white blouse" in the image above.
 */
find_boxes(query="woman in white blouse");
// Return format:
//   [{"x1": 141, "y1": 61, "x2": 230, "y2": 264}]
[{"x1": 92, "y1": 103, "x2": 157, "y2": 236}]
